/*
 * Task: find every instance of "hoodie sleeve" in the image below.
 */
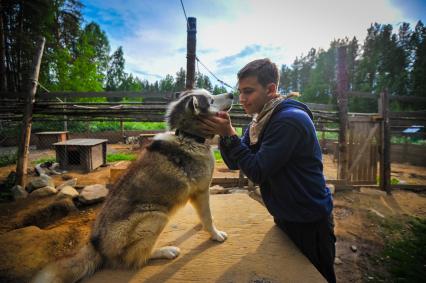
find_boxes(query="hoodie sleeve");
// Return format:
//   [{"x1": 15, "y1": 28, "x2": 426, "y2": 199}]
[
  {"x1": 219, "y1": 127, "x2": 250, "y2": 170},
  {"x1": 220, "y1": 118, "x2": 302, "y2": 184}
]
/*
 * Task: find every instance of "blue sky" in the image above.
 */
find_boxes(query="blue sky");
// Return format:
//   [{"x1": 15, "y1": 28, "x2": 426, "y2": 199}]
[{"x1": 81, "y1": 0, "x2": 426, "y2": 88}]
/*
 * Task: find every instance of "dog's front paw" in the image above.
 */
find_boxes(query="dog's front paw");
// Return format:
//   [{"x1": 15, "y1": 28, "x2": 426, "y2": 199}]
[
  {"x1": 151, "y1": 246, "x2": 181, "y2": 260},
  {"x1": 211, "y1": 230, "x2": 228, "y2": 242}
]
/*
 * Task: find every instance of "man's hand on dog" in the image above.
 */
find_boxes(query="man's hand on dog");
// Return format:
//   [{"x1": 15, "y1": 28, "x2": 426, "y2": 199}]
[{"x1": 199, "y1": 111, "x2": 237, "y2": 137}]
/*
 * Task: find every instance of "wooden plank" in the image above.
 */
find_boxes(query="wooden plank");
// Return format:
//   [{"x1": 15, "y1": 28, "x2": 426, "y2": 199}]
[
  {"x1": 212, "y1": 177, "x2": 248, "y2": 188},
  {"x1": 1, "y1": 91, "x2": 172, "y2": 99},
  {"x1": 391, "y1": 184, "x2": 426, "y2": 192},
  {"x1": 347, "y1": 121, "x2": 354, "y2": 181},
  {"x1": 390, "y1": 111, "x2": 426, "y2": 118},
  {"x1": 347, "y1": 124, "x2": 379, "y2": 177}
]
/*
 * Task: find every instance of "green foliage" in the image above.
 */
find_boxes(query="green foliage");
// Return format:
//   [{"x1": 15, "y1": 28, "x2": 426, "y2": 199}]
[
  {"x1": 372, "y1": 217, "x2": 426, "y2": 282},
  {"x1": 213, "y1": 85, "x2": 228, "y2": 95},
  {"x1": 122, "y1": 122, "x2": 166, "y2": 131},
  {"x1": 213, "y1": 149, "x2": 223, "y2": 162},
  {"x1": 87, "y1": 121, "x2": 166, "y2": 132},
  {"x1": 280, "y1": 21, "x2": 425, "y2": 110},
  {"x1": 316, "y1": 131, "x2": 338, "y2": 140},
  {"x1": 106, "y1": 46, "x2": 126, "y2": 91},
  {"x1": 0, "y1": 152, "x2": 17, "y2": 167},
  {"x1": 107, "y1": 153, "x2": 137, "y2": 162},
  {"x1": 175, "y1": 68, "x2": 186, "y2": 91},
  {"x1": 196, "y1": 72, "x2": 213, "y2": 92}
]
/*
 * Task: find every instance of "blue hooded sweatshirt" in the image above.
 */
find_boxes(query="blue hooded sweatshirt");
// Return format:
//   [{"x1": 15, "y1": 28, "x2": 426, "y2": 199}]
[{"x1": 220, "y1": 99, "x2": 333, "y2": 223}]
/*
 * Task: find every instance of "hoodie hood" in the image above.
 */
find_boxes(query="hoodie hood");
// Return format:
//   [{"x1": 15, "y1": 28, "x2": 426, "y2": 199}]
[{"x1": 274, "y1": 98, "x2": 314, "y2": 121}]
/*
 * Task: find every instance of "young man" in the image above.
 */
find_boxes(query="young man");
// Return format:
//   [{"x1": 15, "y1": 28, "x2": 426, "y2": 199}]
[{"x1": 199, "y1": 58, "x2": 336, "y2": 283}]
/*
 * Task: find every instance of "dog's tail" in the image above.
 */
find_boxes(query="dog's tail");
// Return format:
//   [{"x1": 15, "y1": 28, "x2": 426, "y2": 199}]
[{"x1": 31, "y1": 242, "x2": 102, "y2": 283}]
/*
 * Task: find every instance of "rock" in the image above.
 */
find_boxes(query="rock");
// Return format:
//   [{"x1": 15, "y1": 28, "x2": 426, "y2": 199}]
[
  {"x1": 58, "y1": 186, "x2": 79, "y2": 198},
  {"x1": 27, "y1": 174, "x2": 54, "y2": 192},
  {"x1": 351, "y1": 245, "x2": 357, "y2": 252},
  {"x1": 56, "y1": 178, "x2": 78, "y2": 191},
  {"x1": 13, "y1": 197, "x2": 77, "y2": 229},
  {"x1": 30, "y1": 186, "x2": 57, "y2": 197},
  {"x1": 11, "y1": 185, "x2": 28, "y2": 200},
  {"x1": 209, "y1": 185, "x2": 230, "y2": 194},
  {"x1": 79, "y1": 184, "x2": 108, "y2": 204},
  {"x1": 0, "y1": 224, "x2": 81, "y2": 283},
  {"x1": 61, "y1": 174, "x2": 73, "y2": 180},
  {"x1": 334, "y1": 257, "x2": 343, "y2": 265}
]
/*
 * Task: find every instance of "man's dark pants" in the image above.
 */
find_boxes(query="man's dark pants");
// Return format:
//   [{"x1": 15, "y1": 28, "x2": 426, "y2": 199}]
[{"x1": 274, "y1": 215, "x2": 337, "y2": 283}]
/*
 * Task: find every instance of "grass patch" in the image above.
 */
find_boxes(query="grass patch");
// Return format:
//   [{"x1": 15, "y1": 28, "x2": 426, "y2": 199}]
[
  {"x1": 213, "y1": 149, "x2": 223, "y2": 163},
  {"x1": 369, "y1": 215, "x2": 426, "y2": 282},
  {"x1": 382, "y1": 217, "x2": 426, "y2": 282},
  {"x1": 107, "y1": 153, "x2": 137, "y2": 162},
  {"x1": 33, "y1": 157, "x2": 56, "y2": 164}
]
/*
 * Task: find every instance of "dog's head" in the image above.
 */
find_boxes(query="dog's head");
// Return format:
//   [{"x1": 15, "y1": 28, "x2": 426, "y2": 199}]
[{"x1": 165, "y1": 89, "x2": 234, "y2": 135}]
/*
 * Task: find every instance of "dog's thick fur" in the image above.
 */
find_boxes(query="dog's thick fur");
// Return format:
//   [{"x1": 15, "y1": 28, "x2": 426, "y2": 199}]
[{"x1": 32, "y1": 89, "x2": 233, "y2": 283}]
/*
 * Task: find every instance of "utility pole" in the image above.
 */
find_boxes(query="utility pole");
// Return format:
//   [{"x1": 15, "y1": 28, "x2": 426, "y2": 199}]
[{"x1": 186, "y1": 17, "x2": 196, "y2": 90}]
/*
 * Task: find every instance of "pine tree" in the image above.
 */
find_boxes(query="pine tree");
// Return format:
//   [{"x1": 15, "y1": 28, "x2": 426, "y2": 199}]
[
  {"x1": 175, "y1": 67, "x2": 186, "y2": 91},
  {"x1": 106, "y1": 46, "x2": 126, "y2": 91},
  {"x1": 411, "y1": 21, "x2": 426, "y2": 98}
]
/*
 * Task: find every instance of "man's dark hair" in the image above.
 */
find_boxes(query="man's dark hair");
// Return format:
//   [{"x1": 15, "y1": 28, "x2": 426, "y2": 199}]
[{"x1": 237, "y1": 58, "x2": 280, "y2": 87}]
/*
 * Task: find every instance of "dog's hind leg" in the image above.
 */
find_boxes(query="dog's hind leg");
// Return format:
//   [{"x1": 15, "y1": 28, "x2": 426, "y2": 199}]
[
  {"x1": 123, "y1": 211, "x2": 179, "y2": 268},
  {"x1": 190, "y1": 190, "x2": 228, "y2": 242}
]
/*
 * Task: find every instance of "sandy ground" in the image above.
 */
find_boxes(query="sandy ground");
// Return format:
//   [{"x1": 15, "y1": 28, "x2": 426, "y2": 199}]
[{"x1": 0, "y1": 145, "x2": 425, "y2": 282}]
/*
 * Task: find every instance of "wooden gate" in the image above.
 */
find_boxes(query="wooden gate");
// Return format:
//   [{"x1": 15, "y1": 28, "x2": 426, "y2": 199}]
[{"x1": 338, "y1": 115, "x2": 381, "y2": 184}]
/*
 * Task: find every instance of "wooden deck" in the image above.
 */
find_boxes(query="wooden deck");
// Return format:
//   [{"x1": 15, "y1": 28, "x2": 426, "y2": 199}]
[{"x1": 83, "y1": 194, "x2": 326, "y2": 283}]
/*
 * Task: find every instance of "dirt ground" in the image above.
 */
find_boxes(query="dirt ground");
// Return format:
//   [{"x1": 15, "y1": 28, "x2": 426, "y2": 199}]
[{"x1": 0, "y1": 145, "x2": 425, "y2": 282}]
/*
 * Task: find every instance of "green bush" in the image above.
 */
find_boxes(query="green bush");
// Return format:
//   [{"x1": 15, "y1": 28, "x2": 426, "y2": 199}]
[
  {"x1": 0, "y1": 152, "x2": 17, "y2": 167},
  {"x1": 380, "y1": 218, "x2": 426, "y2": 282}
]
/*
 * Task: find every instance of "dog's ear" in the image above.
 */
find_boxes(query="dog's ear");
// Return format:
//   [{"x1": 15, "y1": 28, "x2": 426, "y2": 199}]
[
  {"x1": 187, "y1": 95, "x2": 210, "y2": 115},
  {"x1": 188, "y1": 96, "x2": 200, "y2": 115}
]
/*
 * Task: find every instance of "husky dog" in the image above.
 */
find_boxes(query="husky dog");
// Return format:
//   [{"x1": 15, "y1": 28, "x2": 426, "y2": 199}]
[{"x1": 32, "y1": 89, "x2": 234, "y2": 283}]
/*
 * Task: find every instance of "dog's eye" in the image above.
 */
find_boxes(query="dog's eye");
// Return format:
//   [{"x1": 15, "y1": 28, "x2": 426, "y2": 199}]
[{"x1": 211, "y1": 99, "x2": 214, "y2": 104}]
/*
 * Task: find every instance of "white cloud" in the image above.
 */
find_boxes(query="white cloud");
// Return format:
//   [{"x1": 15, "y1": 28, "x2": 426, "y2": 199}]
[{"x1": 92, "y1": 0, "x2": 411, "y2": 87}]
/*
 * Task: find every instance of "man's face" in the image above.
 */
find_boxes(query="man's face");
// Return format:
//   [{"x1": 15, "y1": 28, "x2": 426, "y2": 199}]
[{"x1": 238, "y1": 76, "x2": 272, "y2": 115}]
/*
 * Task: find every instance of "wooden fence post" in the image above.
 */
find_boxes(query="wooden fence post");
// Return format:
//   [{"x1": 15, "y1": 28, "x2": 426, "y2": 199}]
[
  {"x1": 336, "y1": 46, "x2": 349, "y2": 181},
  {"x1": 379, "y1": 90, "x2": 391, "y2": 194},
  {"x1": 0, "y1": 6, "x2": 7, "y2": 92},
  {"x1": 186, "y1": 17, "x2": 196, "y2": 90},
  {"x1": 16, "y1": 37, "x2": 45, "y2": 187}
]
